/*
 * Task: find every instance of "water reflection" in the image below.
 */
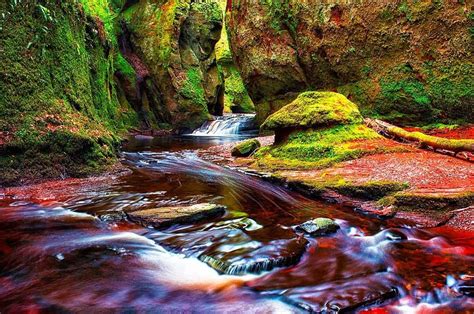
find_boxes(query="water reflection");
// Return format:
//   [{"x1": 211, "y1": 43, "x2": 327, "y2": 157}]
[{"x1": 0, "y1": 136, "x2": 472, "y2": 312}]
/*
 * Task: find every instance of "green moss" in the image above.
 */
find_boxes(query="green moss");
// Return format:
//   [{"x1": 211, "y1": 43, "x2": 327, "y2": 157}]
[
  {"x1": 332, "y1": 181, "x2": 409, "y2": 200},
  {"x1": 180, "y1": 68, "x2": 207, "y2": 107},
  {"x1": 0, "y1": 0, "x2": 138, "y2": 185},
  {"x1": 262, "y1": 92, "x2": 363, "y2": 131},
  {"x1": 114, "y1": 52, "x2": 136, "y2": 83},
  {"x1": 220, "y1": 65, "x2": 255, "y2": 113},
  {"x1": 231, "y1": 139, "x2": 261, "y2": 157},
  {"x1": 391, "y1": 191, "x2": 474, "y2": 211},
  {"x1": 256, "y1": 124, "x2": 388, "y2": 170}
]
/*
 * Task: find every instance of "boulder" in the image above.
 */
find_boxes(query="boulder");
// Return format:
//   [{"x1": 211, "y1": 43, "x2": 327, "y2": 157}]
[
  {"x1": 231, "y1": 139, "x2": 261, "y2": 157},
  {"x1": 261, "y1": 92, "x2": 363, "y2": 143},
  {"x1": 296, "y1": 218, "x2": 340, "y2": 236},
  {"x1": 127, "y1": 203, "x2": 226, "y2": 228}
]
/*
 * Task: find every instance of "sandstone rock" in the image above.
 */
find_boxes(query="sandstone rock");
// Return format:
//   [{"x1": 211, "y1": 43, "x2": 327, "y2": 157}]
[
  {"x1": 231, "y1": 139, "x2": 261, "y2": 157},
  {"x1": 127, "y1": 203, "x2": 226, "y2": 228},
  {"x1": 296, "y1": 218, "x2": 339, "y2": 236}
]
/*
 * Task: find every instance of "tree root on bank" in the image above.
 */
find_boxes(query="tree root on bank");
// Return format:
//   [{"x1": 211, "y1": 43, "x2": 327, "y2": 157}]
[{"x1": 365, "y1": 118, "x2": 474, "y2": 157}]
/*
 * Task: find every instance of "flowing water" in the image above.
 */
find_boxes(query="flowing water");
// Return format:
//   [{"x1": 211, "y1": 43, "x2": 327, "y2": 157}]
[
  {"x1": 191, "y1": 114, "x2": 257, "y2": 136},
  {"x1": 0, "y1": 131, "x2": 473, "y2": 312}
]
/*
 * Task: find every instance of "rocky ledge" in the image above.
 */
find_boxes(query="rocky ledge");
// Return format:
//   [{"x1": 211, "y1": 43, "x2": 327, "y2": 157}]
[{"x1": 127, "y1": 203, "x2": 226, "y2": 229}]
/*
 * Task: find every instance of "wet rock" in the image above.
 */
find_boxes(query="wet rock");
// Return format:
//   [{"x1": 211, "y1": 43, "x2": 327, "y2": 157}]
[
  {"x1": 127, "y1": 203, "x2": 226, "y2": 228},
  {"x1": 231, "y1": 139, "x2": 261, "y2": 157},
  {"x1": 279, "y1": 273, "x2": 399, "y2": 313},
  {"x1": 296, "y1": 218, "x2": 339, "y2": 236},
  {"x1": 199, "y1": 237, "x2": 308, "y2": 275},
  {"x1": 97, "y1": 211, "x2": 127, "y2": 223}
]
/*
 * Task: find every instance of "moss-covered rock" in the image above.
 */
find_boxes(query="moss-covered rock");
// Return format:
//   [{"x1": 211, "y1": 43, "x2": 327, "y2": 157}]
[
  {"x1": 296, "y1": 218, "x2": 339, "y2": 236},
  {"x1": 256, "y1": 124, "x2": 383, "y2": 170},
  {"x1": 215, "y1": 0, "x2": 254, "y2": 114},
  {"x1": 262, "y1": 92, "x2": 363, "y2": 132},
  {"x1": 228, "y1": 1, "x2": 473, "y2": 124},
  {"x1": 0, "y1": 0, "x2": 138, "y2": 186},
  {"x1": 231, "y1": 139, "x2": 261, "y2": 157}
]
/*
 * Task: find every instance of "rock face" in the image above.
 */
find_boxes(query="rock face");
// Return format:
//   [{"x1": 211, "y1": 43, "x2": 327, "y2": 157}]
[
  {"x1": 231, "y1": 139, "x2": 261, "y2": 157},
  {"x1": 227, "y1": 1, "x2": 473, "y2": 124},
  {"x1": 127, "y1": 203, "x2": 226, "y2": 228},
  {"x1": 0, "y1": 0, "x2": 138, "y2": 186},
  {"x1": 125, "y1": 0, "x2": 225, "y2": 131},
  {"x1": 215, "y1": 0, "x2": 254, "y2": 114}
]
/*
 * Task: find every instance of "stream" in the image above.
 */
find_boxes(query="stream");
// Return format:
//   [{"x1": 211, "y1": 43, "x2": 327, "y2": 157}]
[{"x1": 0, "y1": 116, "x2": 473, "y2": 313}]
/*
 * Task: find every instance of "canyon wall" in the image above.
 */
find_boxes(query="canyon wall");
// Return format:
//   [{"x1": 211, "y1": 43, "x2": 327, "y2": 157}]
[
  {"x1": 0, "y1": 0, "x2": 226, "y2": 185},
  {"x1": 227, "y1": 0, "x2": 474, "y2": 124}
]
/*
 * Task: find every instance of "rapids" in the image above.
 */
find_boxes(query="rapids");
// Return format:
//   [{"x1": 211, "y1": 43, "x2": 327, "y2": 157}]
[{"x1": 0, "y1": 135, "x2": 472, "y2": 312}]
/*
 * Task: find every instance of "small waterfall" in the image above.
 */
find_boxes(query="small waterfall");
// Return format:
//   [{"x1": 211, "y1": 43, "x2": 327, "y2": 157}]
[{"x1": 191, "y1": 114, "x2": 256, "y2": 136}]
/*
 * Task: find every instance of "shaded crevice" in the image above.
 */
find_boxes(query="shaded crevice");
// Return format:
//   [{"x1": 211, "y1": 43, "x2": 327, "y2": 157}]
[{"x1": 116, "y1": 22, "x2": 171, "y2": 129}]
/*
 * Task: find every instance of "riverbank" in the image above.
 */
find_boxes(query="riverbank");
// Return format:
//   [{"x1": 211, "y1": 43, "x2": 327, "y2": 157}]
[{"x1": 200, "y1": 126, "x2": 474, "y2": 231}]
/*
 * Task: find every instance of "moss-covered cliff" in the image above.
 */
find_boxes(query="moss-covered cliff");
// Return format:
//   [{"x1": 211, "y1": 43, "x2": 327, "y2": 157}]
[
  {"x1": 0, "y1": 0, "x2": 138, "y2": 186},
  {"x1": 228, "y1": 0, "x2": 473, "y2": 124},
  {"x1": 124, "y1": 0, "x2": 225, "y2": 131},
  {"x1": 0, "y1": 0, "x2": 228, "y2": 186}
]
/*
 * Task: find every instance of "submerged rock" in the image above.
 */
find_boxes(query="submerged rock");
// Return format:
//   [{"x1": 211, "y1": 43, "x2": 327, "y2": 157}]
[
  {"x1": 199, "y1": 237, "x2": 308, "y2": 275},
  {"x1": 127, "y1": 203, "x2": 226, "y2": 228},
  {"x1": 296, "y1": 218, "x2": 340, "y2": 236},
  {"x1": 231, "y1": 139, "x2": 261, "y2": 157}
]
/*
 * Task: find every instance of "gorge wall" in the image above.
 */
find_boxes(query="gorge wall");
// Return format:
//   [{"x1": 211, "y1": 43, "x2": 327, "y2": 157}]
[
  {"x1": 0, "y1": 0, "x2": 232, "y2": 185},
  {"x1": 227, "y1": 0, "x2": 474, "y2": 125}
]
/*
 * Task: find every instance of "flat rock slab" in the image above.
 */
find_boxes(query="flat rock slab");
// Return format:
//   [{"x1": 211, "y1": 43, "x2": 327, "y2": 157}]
[{"x1": 127, "y1": 203, "x2": 226, "y2": 228}]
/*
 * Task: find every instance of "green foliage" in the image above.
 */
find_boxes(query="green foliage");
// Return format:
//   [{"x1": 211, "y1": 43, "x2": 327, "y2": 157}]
[
  {"x1": 0, "y1": 0, "x2": 138, "y2": 185},
  {"x1": 114, "y1": 52, "x2": 136, "y2": 83}
]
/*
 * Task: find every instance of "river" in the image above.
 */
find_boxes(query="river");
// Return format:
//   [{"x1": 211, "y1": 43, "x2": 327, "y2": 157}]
[{"x1": 0, "y1": 115, "x2": 472, "y2": 313}]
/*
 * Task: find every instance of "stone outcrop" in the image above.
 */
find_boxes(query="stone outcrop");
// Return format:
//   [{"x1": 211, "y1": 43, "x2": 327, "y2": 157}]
[
  {"x1": 0, "y1": 0, "x2": 137, "y2": 186},
  {"x1": 227, "y1": 1, "x2": 473, "y2": 124}
]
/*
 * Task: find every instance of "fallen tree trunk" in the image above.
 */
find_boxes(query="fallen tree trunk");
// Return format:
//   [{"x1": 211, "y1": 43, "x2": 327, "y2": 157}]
[{"x1": 365, "y1": 118, "x2": 474, "y2": 154}]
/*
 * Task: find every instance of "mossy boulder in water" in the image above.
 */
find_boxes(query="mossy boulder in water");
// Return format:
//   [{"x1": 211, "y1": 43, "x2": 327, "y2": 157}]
[
  {"x1": 127, "y1": 203, "x2": 226, "y2": 228},
  {"x1": 296, "y1": 218, "x2": 340, "y2": 236},
  {"x1": 262, "y1": 92, "x2": 363, "y2": 143},
  {"x1": 231, "y1": 139, "x2": 261, "y2": 157}
]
